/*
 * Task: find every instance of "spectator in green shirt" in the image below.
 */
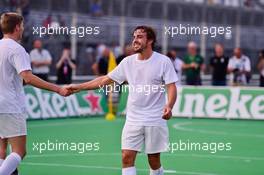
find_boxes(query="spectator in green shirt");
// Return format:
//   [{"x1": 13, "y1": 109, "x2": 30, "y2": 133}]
[{"x1": 183, "y1": 41, "x2": 205, "y2": 85}]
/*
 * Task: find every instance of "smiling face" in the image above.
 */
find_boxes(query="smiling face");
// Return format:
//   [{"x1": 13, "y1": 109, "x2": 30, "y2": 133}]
[{"x1": 132, "y1": 29, "x2": 150, "y2": 53}]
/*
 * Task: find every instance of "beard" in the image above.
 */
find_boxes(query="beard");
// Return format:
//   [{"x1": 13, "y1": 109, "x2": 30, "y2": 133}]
[{"x1": 133, "y1": 42, "x2": 147, "y2": 53}]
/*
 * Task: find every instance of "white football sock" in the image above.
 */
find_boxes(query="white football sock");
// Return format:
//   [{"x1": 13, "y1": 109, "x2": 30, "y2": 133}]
[
  {"x1": 150, "y1": 166, "x2": 164, "y2": 175},
  {"x1": 0, "y1": 152, "x2": 21, "y2": 175},
  {"x1": 0, "y1": 159, "x2": 4, "y2": 166},
  {"x1": 122, "y1": 166, "x2": 136, "y2": 175}
]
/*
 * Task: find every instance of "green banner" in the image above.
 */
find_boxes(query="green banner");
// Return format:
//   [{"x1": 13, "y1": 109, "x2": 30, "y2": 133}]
[
  {"x1": 173, "y1": 86, "x2": 264, "y2": 119},
  {"x1": 24, "y1": 86, "x2": 264, "y2": 120},
  {"x1": 24, "y1": 86, "x2": 125, "y2": 119}
]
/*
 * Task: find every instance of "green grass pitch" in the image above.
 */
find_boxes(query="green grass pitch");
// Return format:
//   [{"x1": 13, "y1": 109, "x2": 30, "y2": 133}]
[{"x1": 19, "y1": 116, "x2": 264, "y2": 175}]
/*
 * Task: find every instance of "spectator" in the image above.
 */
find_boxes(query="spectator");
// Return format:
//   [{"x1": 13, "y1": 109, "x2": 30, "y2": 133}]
[
  {"x1": 92, "y1": 45, "x2": 110, "y2": 75},
  {"x1": 183, "y1": 41, "x2": 205, "y2": 85},
  {"x1": 56, "y1": 48, "x2": 76, "y2": 84},
  {"x1": 90, "y1": 0, "x2": 103, "y2": 17},
  {"x1": 210, "y1": 43, "x2": 229, "y2": 86},
  {"x1": 257, "y1": 50, "x2": 264, "y2": 87},
  {"x1": 30, "y1": 39, "x2": 52, "y2": 81},
  {"x1": 228, "y1": 48, "x2": 251, "y2": 86},
  {"x1": 116, "y1": 45, "x2": 134, "y2": 65},
  {"x1": 167, "y1": 49, "x2": 184, "y2": 86}
]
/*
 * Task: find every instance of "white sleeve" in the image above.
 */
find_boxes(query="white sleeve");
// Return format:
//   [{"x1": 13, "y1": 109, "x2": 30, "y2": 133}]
[
  {"x1": 228, "y1": 58, "x2": 234, "y2": 69},
  {"x1": 45, "y1": 50, "x2": 52, "y2": 61},
  {"x1": 10, "y1": 48, "x2": 32, "y2": 74},
  {"x1": 29, "y1": 50, "x2": 35, "y2": 61},
  {"x1": 245, "y1": 57, "x2": 251, "y2": 72},
  {"x1": 107, "y1": 60, "x2": 126, "y2": 84},
  {"x1": 163, "y1": 58, "x2": 178, "y2": 85}
]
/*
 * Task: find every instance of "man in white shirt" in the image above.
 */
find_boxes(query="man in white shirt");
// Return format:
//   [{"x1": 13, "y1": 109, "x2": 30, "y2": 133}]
[
  {"x1": 30, "y1": 39, "x2": 52, "y2": 81},
  {"x1": 0, "y1": 12, "x2": 71, "y2": 175},
  {"x1": 167, "y1": 49, "x2": 184, "y2": 86},
  {"x1": 67, "y1": 26, "x2": 178, "y2": 175},
  {"x1": 228, "y1": 48, "x2": 251, "y2": 86}
]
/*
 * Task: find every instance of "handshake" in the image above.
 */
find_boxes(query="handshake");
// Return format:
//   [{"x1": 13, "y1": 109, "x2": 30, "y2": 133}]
[{"x1": 57, "y1": 84, "x2": 81, "y2": 97}]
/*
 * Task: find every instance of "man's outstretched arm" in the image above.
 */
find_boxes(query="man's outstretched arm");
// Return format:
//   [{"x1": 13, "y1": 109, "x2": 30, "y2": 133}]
[
  {"x1": 20, "y1": 70, "x2": 70, "y2": 96},
  {"x1": 66, "y1": 75, "x2": 114, "y2": 93}
]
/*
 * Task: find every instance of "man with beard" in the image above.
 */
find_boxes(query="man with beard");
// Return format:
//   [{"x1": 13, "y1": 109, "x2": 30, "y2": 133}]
[{"x1": 66, "y1": 26, "x2": 178, "y2": 175}]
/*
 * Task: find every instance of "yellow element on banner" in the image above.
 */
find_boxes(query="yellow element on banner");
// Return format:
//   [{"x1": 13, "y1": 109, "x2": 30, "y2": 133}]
[
  {"x1": 105, "y1": 87, "x2": 116, "y2": 121},
  {"x1": 106, "y1": 51, "x2": 117, "y2": 121},
  {"x1": 107, "y1": 51, "x2": 117, "y2": 73}
]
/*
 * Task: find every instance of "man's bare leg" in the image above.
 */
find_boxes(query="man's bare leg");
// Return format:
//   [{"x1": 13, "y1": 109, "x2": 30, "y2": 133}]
[
  {"x1": 122, "y1": 150, "x2": 137, "y2": 175},
  {"x1": 148, "y1": 153, "x2": 164, "y2": 175},
  {"x1": 0, "y1": 136, "x2": 26, "y2": 175},
  {"x1": 0, "y1": 138, "x2": 8, "y2": 166}
]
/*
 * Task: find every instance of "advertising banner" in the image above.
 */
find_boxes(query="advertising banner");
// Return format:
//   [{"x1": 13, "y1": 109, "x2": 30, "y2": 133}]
[{"x1": 24, "y1": 86, "x2": 264, "y2": 120}]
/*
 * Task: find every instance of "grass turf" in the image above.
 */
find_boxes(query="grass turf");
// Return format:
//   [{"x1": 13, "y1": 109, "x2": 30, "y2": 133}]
[{"x1": 19, "y1": 116, "x2": 264, "y2": 175}]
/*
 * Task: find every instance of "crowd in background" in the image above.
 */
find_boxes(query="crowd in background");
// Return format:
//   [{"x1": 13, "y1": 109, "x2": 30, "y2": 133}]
[
  {"x1": 17, "y1": 38, "x2": 263, "y2": 87},
  {"x1": 167, "y1": 42, "x2": 264, "y2": 87},
  {"x1": 0, "y1": 0, "x2": 264, "y2": 87},
  {"x1": 0, "y1": 24, "x2": 263, "y2": 87}
]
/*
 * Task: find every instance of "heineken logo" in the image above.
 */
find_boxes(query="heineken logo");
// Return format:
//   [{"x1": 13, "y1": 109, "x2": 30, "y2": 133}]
[
  {"x1": 25, "y1": 87, "x2": 104, "y2": 119},
  {"x1": 173, "y1": 87, "x2": 264, "y2": 119}
]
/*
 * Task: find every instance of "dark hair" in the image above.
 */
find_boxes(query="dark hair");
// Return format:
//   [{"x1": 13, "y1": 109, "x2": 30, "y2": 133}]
[
  {"x1": 133, "y1": 26, "x2": 156, "y2": 49},
  {"x1": 0, "y1": 12, "x2": 23, "y2": 34},
  {"x1": 260, "y1": 50, "x2": 264, "y2": 58}
]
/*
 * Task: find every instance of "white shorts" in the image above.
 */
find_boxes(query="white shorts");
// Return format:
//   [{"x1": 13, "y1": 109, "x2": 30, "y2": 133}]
[
  {"x1": 122, "y1": 124, "x2": 169, "y2": 154},
  {"x1": 0, "y1": 113, "x2": 27, "y2": 139}
]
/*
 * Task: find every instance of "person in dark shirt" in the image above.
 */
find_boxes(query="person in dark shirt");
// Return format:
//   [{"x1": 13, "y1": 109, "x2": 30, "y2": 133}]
[
  {"x1": 257, "y1": 50, "x2": 264, "y2": 87},
  {"x1": 210, "y1": 44, "x2": 229, "y2": 86},
  {"x1": 98, "y1": 56, "x2": 108, "y2": 75},
  {"x1": 116, "y1": 45, "x2": 134, "y2": 65},
  {"x1": 56, "y1": 48, "x2": 76, "y2": 84},
  {"x1": 183, "y1": 41, "x2": 205, "y2": 85}
]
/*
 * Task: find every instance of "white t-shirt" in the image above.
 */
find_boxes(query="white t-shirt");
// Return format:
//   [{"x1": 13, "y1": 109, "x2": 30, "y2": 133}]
[
  {"x1": 171, "y1": 58, "x2": 183, "y2": 86},
  {"x1": 30, "y1": 48, "x2": 52, "y2": 74},
  {"x1": 228, "y1": 55, "x2": 251, "y2": 85},
  {"x1": 108, "y1": 51, "x2": 178, "y2": 126},
  {"x1": 0, "y1": 38, "x2": 32, "y2": 114}
]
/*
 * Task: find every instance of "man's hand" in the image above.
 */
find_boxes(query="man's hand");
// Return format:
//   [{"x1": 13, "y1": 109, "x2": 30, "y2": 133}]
[
  {"x1": 58, "y1": 86, "x2": 72, "y2": 97},
  {"x1": 31, "y1": 61, "x2": 41, "y2": 67},
  {"x1": 65, "y1": 84, "x2": 81, "y2": 94},
  {"x1": 162, "y1": 105, "x2": 172, "y2": 120},
  {"x1": 190, "y1": 62, "x2": 198, "y2": 69}
]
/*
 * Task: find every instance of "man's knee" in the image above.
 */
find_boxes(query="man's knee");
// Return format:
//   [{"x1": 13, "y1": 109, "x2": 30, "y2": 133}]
[
  {"x1": 122, "y1": 151, "x2": 136, "y2": 167},
  {"x1": 12, "y1": 149, "x2": 26, "y2": 159},
  {"x1": 148, "y1": 154, "x2": 161, "y2": 170}
]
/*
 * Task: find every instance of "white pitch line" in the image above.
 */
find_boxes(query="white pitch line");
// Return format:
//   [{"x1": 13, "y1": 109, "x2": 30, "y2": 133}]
[
  {"x1": 21, "y1": 162, "x2": 218, "y2": 175},
  {"x1": 173, "y1": 122, "x2": 264, "y2": 138},
  {"x1": 28, "y1": 119, "x2": 123, "y2": 128},
  {"x1": 26, "y1": 152, "x2": 264, "y2": 161}
]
